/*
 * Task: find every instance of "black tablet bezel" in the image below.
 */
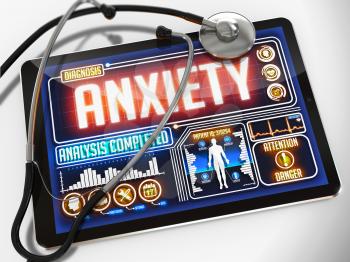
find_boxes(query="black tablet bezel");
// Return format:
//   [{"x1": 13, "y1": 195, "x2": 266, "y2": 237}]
[{"x1": 21, "y1": 18, "x2": 340, "y2": 248}]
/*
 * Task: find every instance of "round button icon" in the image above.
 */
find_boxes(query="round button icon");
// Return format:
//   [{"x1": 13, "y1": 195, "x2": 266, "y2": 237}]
[
  {"x1": 62, "y1": 192, "x2": 85, "y2": 217},
  {"x1": 275, "y1": 150, "x2": 295, "y2": 169},
  {"x1": 232, "y1": 171, "x2": 240, "y2": 180},
  {"x1": 113, "y1": 183, "x2": 137, "y2": 207},
  {"x1": 201, "y1": 173, "x2": 209, "y2": 180},
  {"x1": 257, "y1": 45, "x2": 275, "y2": 62},
  {"x1": 262, "y1": 64, "x2": 281, "y2": 81},
  {"x1": 138, "y1": 179, "x2": 162, "y2": 203},
  {"x1": 267, "y1": 83, "x2": 286, "y2": 101},
  {"x1": 88, "y1": 189, "x2": 111, "y2": 212}
]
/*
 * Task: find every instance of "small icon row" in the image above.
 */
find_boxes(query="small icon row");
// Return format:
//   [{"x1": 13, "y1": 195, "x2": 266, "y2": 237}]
[
  {"x1": 257, "y1": 45, "x2": 286, "y2": 102},
  {"x1": 61, "y1": 179, "x2": 162, "y2": 217}
]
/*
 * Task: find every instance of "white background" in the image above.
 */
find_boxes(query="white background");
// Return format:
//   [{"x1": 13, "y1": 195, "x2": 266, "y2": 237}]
[{"x1": 0, "y1": 0, "x2": 349, "y2": 261}]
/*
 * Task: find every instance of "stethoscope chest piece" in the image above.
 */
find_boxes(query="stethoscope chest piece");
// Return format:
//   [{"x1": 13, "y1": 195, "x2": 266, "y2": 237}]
[{"x1": 199, "y1": 12, "x2": 255, "y2": 59}]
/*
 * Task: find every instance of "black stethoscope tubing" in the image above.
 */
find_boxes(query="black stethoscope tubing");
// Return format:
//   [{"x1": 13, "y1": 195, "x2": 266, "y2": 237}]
[
  {"x1": 5, "y1": 3, "x2": 200, "y2": 262},
  {"x1": 0, "y1": 5, "x2": 203, "y2": 78}
]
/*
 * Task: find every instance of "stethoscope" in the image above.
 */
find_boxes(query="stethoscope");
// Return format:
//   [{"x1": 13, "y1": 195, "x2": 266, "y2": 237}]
[{"x1": 0, "y1": 0, "x2": 256, "y2": 261}]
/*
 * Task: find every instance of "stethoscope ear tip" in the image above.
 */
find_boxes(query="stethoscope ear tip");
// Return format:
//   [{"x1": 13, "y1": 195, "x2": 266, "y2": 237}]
[{"x1": 199, "y1": 12, "x2": 256, "y2": 59}]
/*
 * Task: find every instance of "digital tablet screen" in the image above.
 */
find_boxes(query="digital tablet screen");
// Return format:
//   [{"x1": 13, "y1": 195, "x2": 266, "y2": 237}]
[{"x1": 21, "y1": 19, "x2": 339, "y2": 243}]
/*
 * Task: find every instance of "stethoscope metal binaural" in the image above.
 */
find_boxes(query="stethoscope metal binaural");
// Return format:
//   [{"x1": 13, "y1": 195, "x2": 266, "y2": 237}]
[{"x1": 0, "y1": 0, "x2": 256, "y2": 261}]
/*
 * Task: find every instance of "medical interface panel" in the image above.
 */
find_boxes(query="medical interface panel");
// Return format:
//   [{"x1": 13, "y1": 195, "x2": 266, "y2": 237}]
[{"x1": 21, "y1": 19, "x2": 339, "y2": 244}]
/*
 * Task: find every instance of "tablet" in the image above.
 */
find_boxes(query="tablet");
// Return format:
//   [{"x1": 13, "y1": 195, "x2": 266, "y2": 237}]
[{"x1": 21, "y1": 18, "x2": 340, "y2": 248}]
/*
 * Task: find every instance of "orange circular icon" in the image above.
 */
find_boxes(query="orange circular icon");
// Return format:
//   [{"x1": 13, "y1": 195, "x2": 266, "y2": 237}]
[
  {"x1": 138, "y1": 179, "x2": 162, "y2": 203},
  {"x1": 62, "y1": 192, "x2": 85, "y2": 217},
  {"x1": 275, "y1": 150, "x2": 295, "y2": 169},
  {"x1": 113, "y1": 183, "x2": 137, "y2": 207},
  {"x1": 267, "y1": 83, "x2": 286, "y2": 101},
  {"x1": 88, "y1": 189, "x2": 111, "y2": 212},
  {"x1": 262, "y1": 64, "x2": 281, "y2": 81},
  {"x1": 257, "y1": 45, "x2": 275, "y2": 62}
]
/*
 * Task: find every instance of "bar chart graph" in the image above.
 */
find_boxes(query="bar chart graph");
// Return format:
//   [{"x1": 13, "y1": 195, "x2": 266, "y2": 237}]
[
  {"x1": 233, "y1": 129, "x2": 255, "y2": 182},
  {"x1": 60, "y1": 157, "x2": 164, "y2": 193}
]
